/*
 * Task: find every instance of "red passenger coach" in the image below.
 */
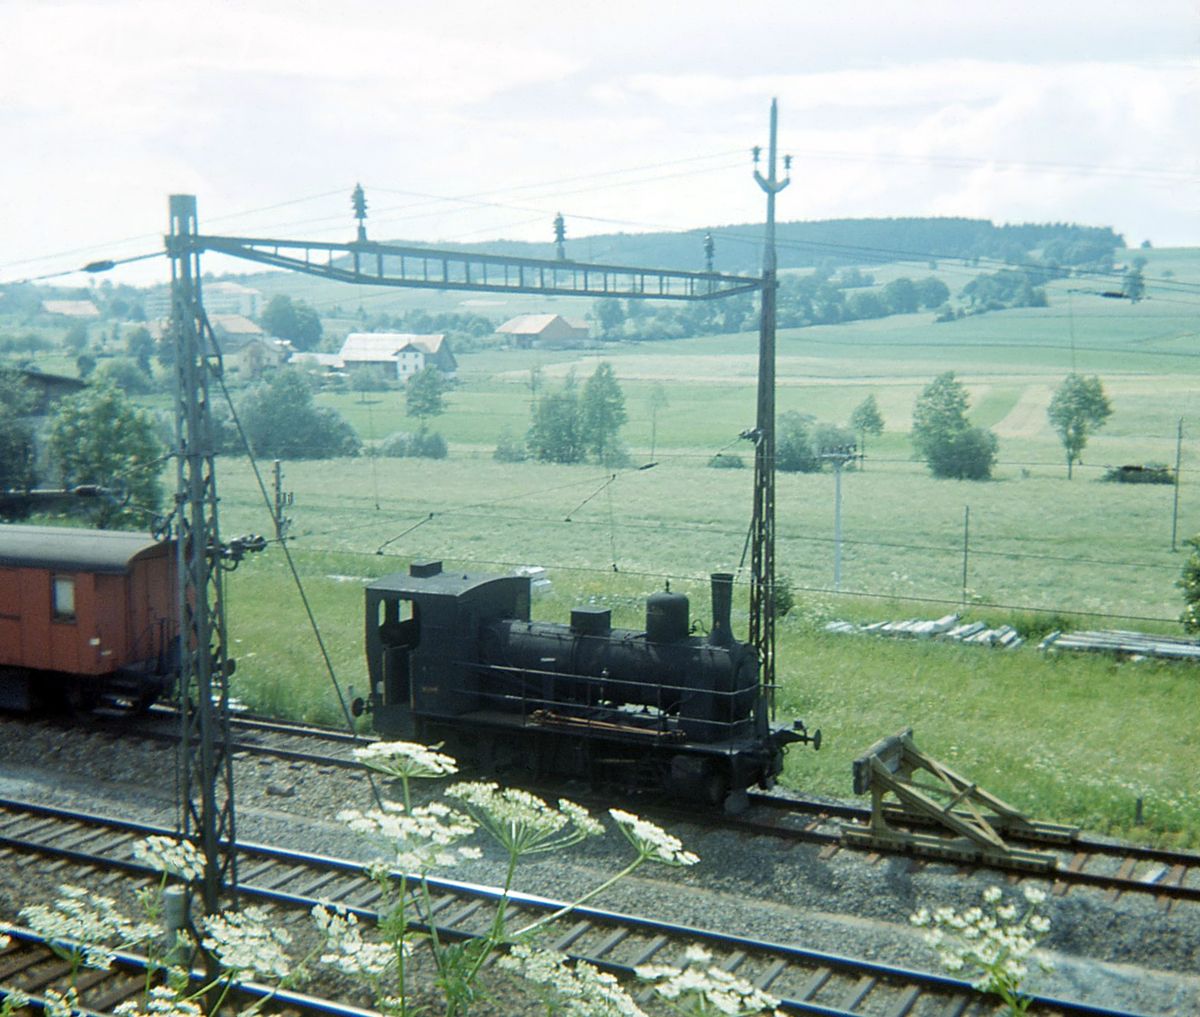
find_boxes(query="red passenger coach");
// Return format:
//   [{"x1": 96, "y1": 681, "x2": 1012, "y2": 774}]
[{"x1": 0, "y1": 526, "x2": 178, "y2": 712}]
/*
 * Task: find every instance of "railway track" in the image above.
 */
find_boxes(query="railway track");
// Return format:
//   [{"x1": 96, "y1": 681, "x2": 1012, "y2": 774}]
[
  {"x1": 0, "y1": 796, "x2": 1156, "y2": 1017},
  {"x1": 34, "y1": 709, "x2": 1200, "y2": 912},
  {"x1": 14, "y1": 709, "x2": 1199, "y2": 914},
  {"x1": 0, "y1": 927, "x2": 377, "y2": 1017},
  {"x1": 734, "y1": 792, "x2": 1200, "y2": 910}
]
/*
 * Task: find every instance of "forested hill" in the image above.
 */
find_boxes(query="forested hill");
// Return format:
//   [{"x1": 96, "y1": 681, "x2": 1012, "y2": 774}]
[{"x1": 410, "y1": 217, "x2": 1124, "y2": 274}]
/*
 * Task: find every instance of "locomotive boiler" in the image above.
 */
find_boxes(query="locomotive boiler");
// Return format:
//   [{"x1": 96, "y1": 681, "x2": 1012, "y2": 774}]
[{"x1": 364, "y1": 560, "x2": 818, "y2": 807}]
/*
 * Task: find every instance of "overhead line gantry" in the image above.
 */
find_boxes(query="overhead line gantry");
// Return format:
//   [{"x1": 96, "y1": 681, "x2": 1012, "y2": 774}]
[
  {"x1": 189, "y1": 234, "x2": 762, "y2": 301},
  {"x1": 167, "y1": 104, "x2": 790, "y2": 912}
]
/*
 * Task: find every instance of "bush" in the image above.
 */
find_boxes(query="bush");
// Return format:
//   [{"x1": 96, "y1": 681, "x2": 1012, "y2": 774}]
[
  {"x1": 708, "y1": 453, "x2": 745, "y2": 469},
  {"x1": 1181, "y1": 538, "x2": 1200, "y2": 632},
  {"x1": 923, "y1": 425, "x2": 999, "y2": 480},
  {"x1": 776, "y1": 412, "x2": 820, "y2": 473},
  {"x1": 94, "y1": 357, "x2": 156, "y2": 395},
  {"x1": 493, "y1": 430, "x2": 528, "y2": 463},
  {"x1": 1103, "y1": 463, "x2": 1174, "y2": 485},
  {"x1": 381, "y1": 430, "x2": 448, "y2": 459},
  {"x1": 239, "y1": 370, "x2": 361, "y2": 459}
]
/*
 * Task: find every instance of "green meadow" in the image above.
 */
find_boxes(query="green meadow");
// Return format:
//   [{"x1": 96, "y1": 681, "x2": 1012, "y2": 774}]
[{"x1": 205, "y1": 250, "x2": 1200, "y2": 845}]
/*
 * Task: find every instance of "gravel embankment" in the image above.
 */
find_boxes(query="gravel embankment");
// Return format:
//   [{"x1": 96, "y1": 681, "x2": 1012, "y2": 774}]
[{"x1": 1, "y1": 717, "x2": 1198, "y2": 1016}]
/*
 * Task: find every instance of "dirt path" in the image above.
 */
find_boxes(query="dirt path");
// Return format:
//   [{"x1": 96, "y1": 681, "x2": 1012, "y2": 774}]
[{"x1": 994, "y1": 383, "x2": 1052, "y2": 438}]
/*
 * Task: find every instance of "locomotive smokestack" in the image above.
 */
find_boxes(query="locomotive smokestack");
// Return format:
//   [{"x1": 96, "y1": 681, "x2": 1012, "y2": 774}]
[{"x1": 710, "y1": 573, "x2": 734, "y2": 646}]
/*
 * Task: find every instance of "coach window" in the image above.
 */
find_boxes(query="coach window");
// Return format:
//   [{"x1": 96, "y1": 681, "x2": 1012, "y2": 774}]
[{"x1": 52, "y1": 575, "x2": 77, "y2": 623}]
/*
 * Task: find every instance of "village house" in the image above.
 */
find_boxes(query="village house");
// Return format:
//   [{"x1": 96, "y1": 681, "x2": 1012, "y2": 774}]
[
  {"x1": 495, "y1": 314, "x2": 590, "y2": 349},
  {"x1": 338, "y1": 332, "x2": 457, "y2": 380},
  {"x1": 209, "y1": 315, "x2": 290, "y2": 380}
]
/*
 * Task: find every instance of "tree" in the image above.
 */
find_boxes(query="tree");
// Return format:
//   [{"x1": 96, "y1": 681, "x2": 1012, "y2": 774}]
[
  {"x1": 0, "y1": 370, "x2": 37, "y2": 511},
  {"x1": 126, "y1": 325, "x2": 154, "y2": 374},
  {"x1": 881, "y1": 277, "x2": 919, "y2": 314},
  {"x1": 580, "y1": 362, "x2": 626, "y2": 463},
  {"x1": 63, "y1": 322, "x2": 90, "y2": 354},
  {"x1": 351, "y1": 366, "x2": 388, "y2": 402},
  {"x1": 260, "y1": 294, "x2": 323, "y2": 351},
  {"x1": 239, "y1": 369, "x2": 361, "y2": 459},
  {"x1": 527, "y1": 379, "x2": 584, "y2": 464},
  {"x1": 405, "y1": 367, "x2": 448, "y2": 423},
  {"x1": 95, "y1": 357, "x2": 155, "y2": 395},
  {"x1": 593, "y1": 298, "x2": 625, "y2": 339},
  {"x1": 776, "y1": 412, "x2": 820, "y2": 473},
  {"x1": 849, "y1": 395, "x2": 884, "y2": 467},
  {"x1": 1047, "y1": 374, "x2": 1113, "y2": 479},
  {"x1": 912, "y1": 372, "x2": 998, "y2": 480},
  {"x1": 1123, "y1": 267, "x2": 1146, "y2": 303},
  {"x1": 47, "y1": 383, "x2": 165, "y2": 528},
  {"x1": 916, "y1": 276, "x2": 951, "y2": 309}
]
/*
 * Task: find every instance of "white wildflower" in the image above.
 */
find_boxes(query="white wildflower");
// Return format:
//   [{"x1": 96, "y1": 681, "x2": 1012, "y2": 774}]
[
  {"x1": 43, "y1": 987, "x2": 80, "y2": 1017},
  {"x1": 637, "y1": 946, "x2": 780, "y2": 1016},
  {"x1": 911, "y1": 886, "x2": 1052, "y2": 1010},
  {"x1": 338, "y1": 800, "x2": 478, "y2": 873},
  {"x1": 311, "y1": 906, "x2": 397, "y2": 977},
  {"x1": 132, "y1": 836, "x2": 205, "y2": 883},
  {"x1": 21, "y1": 884, "x2": 154, "y2": 966},
  {"x1": 609, "y1": 809, "x2": 699, "y2": 867},
  {"x1": 352, "y1": 741, "x2": 458, "y2": 780},
  {"x1": 113, "y1": 985, "x2": 204, "y2": 1017},
  {"x1": 201, "y1": 906, "x2": 294, "y2": 982},
  {"x1": 447, "y1": 782, "x2": 600, "y2": 856},
  {"x1": 500, "y1": 944, "x2": 647, "y2": 1017}
]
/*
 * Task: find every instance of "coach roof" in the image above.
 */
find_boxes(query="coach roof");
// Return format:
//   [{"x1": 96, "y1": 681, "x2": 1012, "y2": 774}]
[{"x1": 0, "y1": 525, "x2": 169, "y2": 574}]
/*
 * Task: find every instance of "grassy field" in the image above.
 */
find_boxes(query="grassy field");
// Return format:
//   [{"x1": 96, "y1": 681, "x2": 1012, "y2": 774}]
[
  {"x1": 201, "y1": 250, "x2": 1200, "y2": 846},
  {"x1": 15, "y1": 249, "x2": 1200, "y2": 844}
]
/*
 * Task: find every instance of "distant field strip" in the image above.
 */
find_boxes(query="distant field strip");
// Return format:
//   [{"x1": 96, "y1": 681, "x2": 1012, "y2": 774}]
[{"x1": 994, "y1": 384, "x2": 1051, "y2": 438}]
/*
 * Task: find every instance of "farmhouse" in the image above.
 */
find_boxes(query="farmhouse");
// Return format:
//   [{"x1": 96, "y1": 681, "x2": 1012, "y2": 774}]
[
  {"x1": 338, "y1": 332, "x2": 457, "y2": 380},
  {"x1": 208, "y1": 315, "x2": 290, "y2": 379},
  {"x1": 495, "y1": 314, "x2": 590, "y2": 349}
]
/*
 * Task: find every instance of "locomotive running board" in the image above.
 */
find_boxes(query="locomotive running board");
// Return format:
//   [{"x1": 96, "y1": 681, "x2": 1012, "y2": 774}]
[{"x1": 840, "y1": 728, "x2": 1077, "y2": 873}]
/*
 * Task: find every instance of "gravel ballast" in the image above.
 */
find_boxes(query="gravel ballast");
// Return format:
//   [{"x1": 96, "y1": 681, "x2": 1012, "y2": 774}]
[{"x1": 1, "y1": 716, "x2": 1198, "y2": 1016}]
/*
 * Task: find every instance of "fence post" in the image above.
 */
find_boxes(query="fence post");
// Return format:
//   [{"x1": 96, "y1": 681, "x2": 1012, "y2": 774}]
[
  {"x1": 1172, "y1": 419, "x2": 1183, "y2": 552},
  {"x1": 961, "y1": 506, "x2": 970, "y2": 605}
]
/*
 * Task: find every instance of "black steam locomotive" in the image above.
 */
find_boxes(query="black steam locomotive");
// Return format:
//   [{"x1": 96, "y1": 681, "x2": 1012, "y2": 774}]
[{"x1": 363, "y1": 560, "x2": 818, "y2": 807}]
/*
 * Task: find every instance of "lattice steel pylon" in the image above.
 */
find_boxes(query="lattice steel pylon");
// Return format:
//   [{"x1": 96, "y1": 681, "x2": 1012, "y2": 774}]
[
  {"x1": 749, "y1": 99, "x2": 789, "y2": 714},
  {"x1": 166, "y1": 194, "x2": 237, "y2": 912}
]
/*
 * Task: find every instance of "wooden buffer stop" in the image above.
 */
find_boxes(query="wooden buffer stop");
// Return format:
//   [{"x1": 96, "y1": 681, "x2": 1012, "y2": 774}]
[{"x1": 841, "y1": 728, "x2": 1078, "y2": 872}]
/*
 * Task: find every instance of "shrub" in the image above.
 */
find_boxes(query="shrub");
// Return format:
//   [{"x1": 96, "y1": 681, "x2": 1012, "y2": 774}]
[
  {"x1": 708, "y1": 453, "x2": 745, "y2": 469},
  {"x1": 493, "y1": 430, "x2": 528, "y2": 463},
  {"x1": 777, "y1": 412, "x2": 820, "y2": 472},
  {"x1": 1103, "y1": 463, "x2": 1174, "y2": 485},
  {"x1": 381, "y1": 429, "x2": 448, "y2": 459}
]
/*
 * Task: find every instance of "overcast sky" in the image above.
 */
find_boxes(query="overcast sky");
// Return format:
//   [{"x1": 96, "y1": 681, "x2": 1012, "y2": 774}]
[{"x1": 2, "y1": 0, "x2": 1197, "y2": 286}]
